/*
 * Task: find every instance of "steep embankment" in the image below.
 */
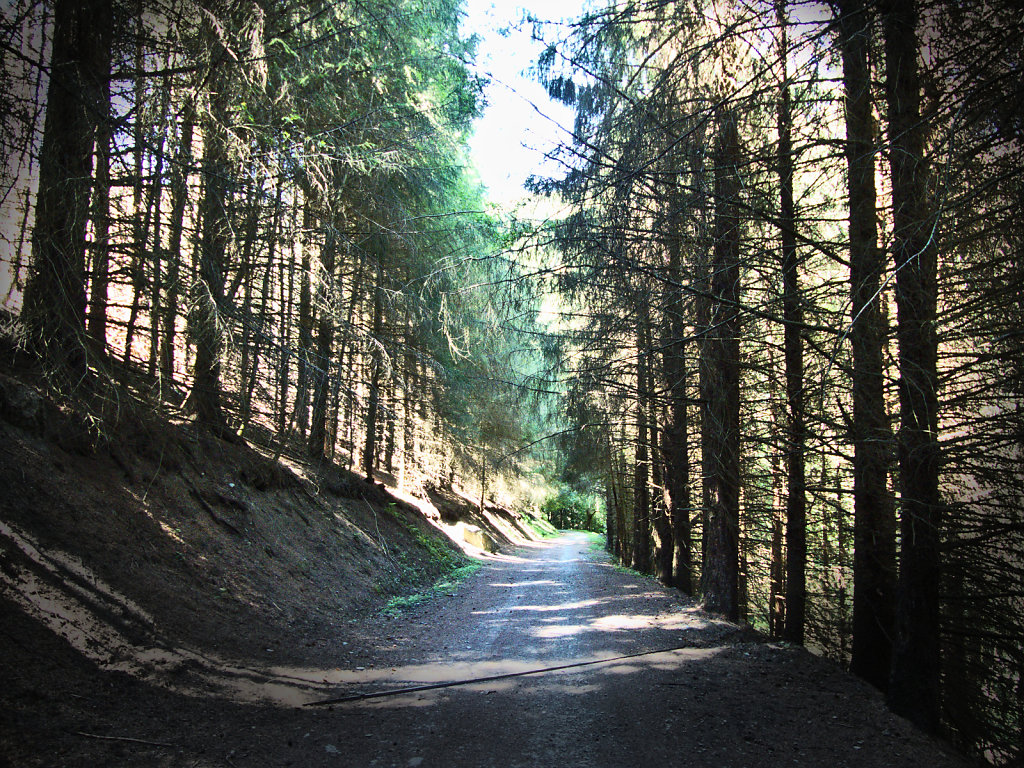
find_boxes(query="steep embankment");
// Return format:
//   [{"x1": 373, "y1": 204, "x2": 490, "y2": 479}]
[{"x1": 0, "y1": 360, "x2": 540, "y2": 711}]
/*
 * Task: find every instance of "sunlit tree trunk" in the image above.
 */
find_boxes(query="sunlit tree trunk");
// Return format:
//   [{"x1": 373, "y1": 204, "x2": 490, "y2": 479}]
[
  {"x1": 651, "y1": 414, "x2": 674, "y2": 584},
  {"x1": 400, "y1": 299, "x2": 417, "y2": 489}
]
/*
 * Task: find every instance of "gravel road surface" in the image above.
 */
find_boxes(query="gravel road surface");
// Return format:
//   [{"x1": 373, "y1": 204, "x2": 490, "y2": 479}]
[{"x1": 298, "y1": 532, "x2": 965, "y2": 768}]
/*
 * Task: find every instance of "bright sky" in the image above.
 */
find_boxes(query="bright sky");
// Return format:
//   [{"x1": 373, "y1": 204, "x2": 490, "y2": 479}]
[{"x1": 461, "y1": 1, "x2": 592, "y2": 206}]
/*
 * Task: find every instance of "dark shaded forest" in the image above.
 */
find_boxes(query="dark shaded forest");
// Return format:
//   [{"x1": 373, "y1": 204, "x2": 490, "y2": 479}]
[{"x1": 1, "y1": 0, "x2": 1022, "y2": 764}]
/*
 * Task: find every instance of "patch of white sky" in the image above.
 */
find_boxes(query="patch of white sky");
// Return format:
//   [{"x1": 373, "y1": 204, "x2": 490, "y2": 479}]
[{"x1": 460, "y1": 0, "x2": 595, "y2": 208}]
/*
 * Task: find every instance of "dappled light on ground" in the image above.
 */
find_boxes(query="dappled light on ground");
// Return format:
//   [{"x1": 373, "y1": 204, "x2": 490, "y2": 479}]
[
  {"x1": 1, "y1": 521, "x2": 726, "y2": 710},
  {"x1": 1, "y1": 524, "x2": 970, "y2": 767}
]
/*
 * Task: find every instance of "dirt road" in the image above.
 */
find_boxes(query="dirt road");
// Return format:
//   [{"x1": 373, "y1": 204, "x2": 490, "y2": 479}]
[
  {"x1": 311, "y1": 531, "x2": 963, "y2": 767},
  {"x1": 2, "y1": 531, "x2": 965, "y2": 767}
]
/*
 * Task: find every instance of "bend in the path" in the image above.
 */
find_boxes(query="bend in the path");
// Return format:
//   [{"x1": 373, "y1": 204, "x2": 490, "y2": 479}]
[{"x1": 331, "y1": 531, "x2": 737, "y2": 699}]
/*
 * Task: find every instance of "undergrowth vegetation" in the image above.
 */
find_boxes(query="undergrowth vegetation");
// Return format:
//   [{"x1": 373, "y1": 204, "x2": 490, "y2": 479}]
[
  {"x1": 540, "y1": 489, "x2": 604, "y2": 534},
  {"x1": 382, "y1": 564, "x2": 481, "y2": 617},
  {"x1": 385, "y1": 503, "x2": 468, "y2": 578}
]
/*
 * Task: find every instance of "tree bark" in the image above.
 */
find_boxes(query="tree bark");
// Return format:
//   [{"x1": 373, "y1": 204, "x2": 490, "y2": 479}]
[
  {"x1": 701, "y1": 109, "x2": 742, "y2": 621},
  {"x1": 651, "y1": 414, "x2": 674, "y2": 585},
  {"x1": 309, "y1": 225, "x2": 336, "y2": 460},
  {"x1": 778, "y1": 0, "x2": 807, "y2": 646},
  {"x1": 86, "y1": 58, "x2": 112, "y2": 351},
  {"x1": 159, "y1": 98, "x2": 195, "y2": 385},
  {"x1": 190, "y1": 30, "x2": 233, "y2": 438},
  {"x1": 362, "y1": 265, "x2": 384, "y2": 481},
  {"x1": 661, "y1": 178, "x2": 692, "y2": 592},
  {"x1": 838, "y1": 0, "x2": 898, "y2": 693},
  {"x1": 632, "y1": 302, "x2": 652, "y2": 574},
  {"x1": 295, "y1": 202, "x2": 313, "y2": 438},
  {"x1": 22, "y1": 0, "x2": 111, "y2": 384},
  {"x1": 882, "y1": 0, "x2": 943, "y2": 734}
]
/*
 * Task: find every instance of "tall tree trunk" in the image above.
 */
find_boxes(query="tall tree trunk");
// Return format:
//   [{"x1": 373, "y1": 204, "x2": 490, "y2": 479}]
[
  {"x1": 235, "y1": 193, "x2": 259, "y2": 420},
  {"x1": 22, "y1": 0, "x2": 111, "y2": 384},
  {"x1": 190, "y1": 37, "x2": 232, "y2": 438},
  {"x1": 838, "y1": 0, "x2": 898, "y2": 693},
  {"x1": 632, "y1": 303, "x2": 652, "y2": 574},
  {"x1": 605, "y1": 433, "x2": 619, "y2": 553},
  {"x1": 770, "y1": 484, "x2": 786, "y2": 637},
  {"x1": 401, "y1": 297, "x2": 417, "y2": 489},
  {"x1": 616, "y1": 416, "x2": 631, "y2": 563},
  {"x1": 295, "y1": 202, "x2": 313, "y2": 439},
  {"x1": 159, "y1": 98, "x2": 195, "y2": 386},
  {"x1": 309, "y1": 225, "x2": 336, "y2": 460},
  {"x1": 334, "y1": 244, "x2": 366, "y2": 465},
  {"x1": 241, "y1": 183, "x2": 280, "y2": 432},
  {"x1": 362, "y1": 266, "x2": 384, "y2": 481},
  {"x1": 122, "y1": 27, "x2": 149, "y2": 370},
  {"x1": 479, "y1": 452, "x2": 487, "y2": 515},
  {"x1": 778, "y1": 0, "x2": 808, "y2": 645},
  {"x1": 276, "y1": 195, "x2": 298, "y2": 435},
  {"x1": 883, "y1": 0, "x2": 942, "y2": 733},
  {"x1": 647, "y1": 298, "x2": 672, "y2": 584},
  {"x1": 147, "y1": 137, "x2": 167, "y2": 380},
  {"x1": 661, "y1": 197, "x2": 692, "y2": 592},
  {"x1": 693, "y1": 121, "x2": 714, "y2": 578},
  {"x1": 128, "y1": 122, "x2": 166, "y2": 376},
  {"x1": 701, "y1": 109, "x2": 742, "y2": 621},
  {"x1": 651, "y1": 413, "x2": 674, "y2": 585},
  {"x1": 86, "y1": 61, "x2": 112, "y2": 351}
]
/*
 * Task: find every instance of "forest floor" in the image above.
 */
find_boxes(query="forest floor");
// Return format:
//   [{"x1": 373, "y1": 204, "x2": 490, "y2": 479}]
[{"x1": 0, "y1": 366, "x2": 969, "y2": 767}]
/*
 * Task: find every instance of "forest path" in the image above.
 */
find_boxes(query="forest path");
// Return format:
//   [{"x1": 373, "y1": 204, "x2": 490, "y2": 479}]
[
  {"x1": 2, "y1": 531, "x2": 967, "y2": 767},
  {"x1": 295, "y1": 531, "x2": 962, "y2": 767}
]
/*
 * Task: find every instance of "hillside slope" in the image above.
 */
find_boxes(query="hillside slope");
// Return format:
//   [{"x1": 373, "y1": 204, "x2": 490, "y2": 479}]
[{"x1": 0, "y1": 353, "x2": 539, "y2": 693}]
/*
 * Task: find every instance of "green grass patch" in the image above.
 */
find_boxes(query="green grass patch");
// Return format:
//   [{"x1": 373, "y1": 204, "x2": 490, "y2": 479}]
[
  {"x1": 382, "y1": 562, "x2": 481, "y2": 617},
  {"x1": 522, "y1": 512, "x2": 559, "y2": 539},
  {"x1": 609, "y1": 561, "x2": 661, "y2": 582},
  {"x1": 385, "y1": 503, "x2": 467, "y2": 573}
]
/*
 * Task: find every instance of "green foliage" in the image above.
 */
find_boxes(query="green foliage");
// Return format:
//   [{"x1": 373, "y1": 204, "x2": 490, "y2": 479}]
[
  {"x1": 540, "y1": 488, "x2": 604, "y2": 533},
  {"x1": 521, "y1": 511, "x2": 559, "y2": 539},
  {"x1": 385, "y1": 504, "x2": 467, "y2": 574},
  {"x1": 382, "y1": 563, "x2": 480, "y2": 617}
]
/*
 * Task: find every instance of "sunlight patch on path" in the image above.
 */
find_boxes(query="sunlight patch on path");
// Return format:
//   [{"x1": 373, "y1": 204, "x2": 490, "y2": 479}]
[{"x1": 0, "y1": 522, "x2": 725, "y2": 710}]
